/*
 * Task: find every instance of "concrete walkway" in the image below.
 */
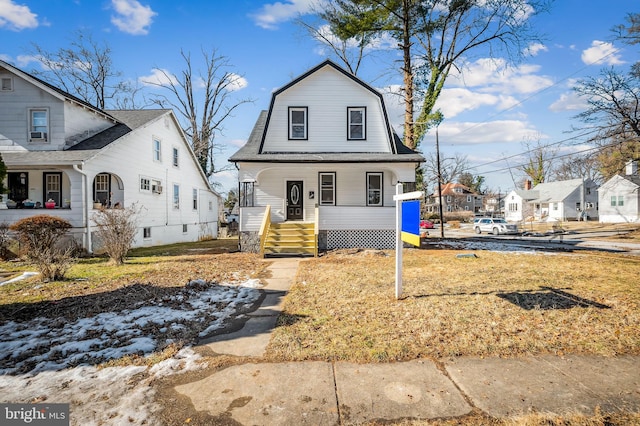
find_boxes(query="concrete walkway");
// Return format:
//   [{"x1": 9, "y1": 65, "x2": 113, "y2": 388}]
[{"x1": 184, "y1": 257, "x2": 640, "y2": 425}]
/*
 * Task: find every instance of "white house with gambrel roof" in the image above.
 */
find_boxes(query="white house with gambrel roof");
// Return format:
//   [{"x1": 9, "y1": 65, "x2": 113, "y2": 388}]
[
  {"x1": 0, "y1": 59, "x2": 221, "y2": 251},
  {"x1": 230, "y1": 60, "x2": 424, "y2": 255}
]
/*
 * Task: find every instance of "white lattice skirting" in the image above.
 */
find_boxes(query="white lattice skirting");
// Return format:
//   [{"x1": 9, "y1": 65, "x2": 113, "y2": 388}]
[{"x1": 326, "y1": 229, "x2": 396, "y2": 250}]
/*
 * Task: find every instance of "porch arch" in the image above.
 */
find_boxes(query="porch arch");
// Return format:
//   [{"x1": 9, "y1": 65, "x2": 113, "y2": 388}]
[{"x1": 91, "y1": 172, "x2": 124, "y2": 208}]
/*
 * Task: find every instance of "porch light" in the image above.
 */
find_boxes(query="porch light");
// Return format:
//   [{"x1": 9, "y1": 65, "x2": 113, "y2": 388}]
[{"x1": 19, "y1": 173, "x2": 26, "y2": 184}]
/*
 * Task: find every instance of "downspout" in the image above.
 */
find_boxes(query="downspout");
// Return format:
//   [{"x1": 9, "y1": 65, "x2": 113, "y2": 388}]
[{"x1": 73, "y1": 163, "x2": 92, "y2": 254}]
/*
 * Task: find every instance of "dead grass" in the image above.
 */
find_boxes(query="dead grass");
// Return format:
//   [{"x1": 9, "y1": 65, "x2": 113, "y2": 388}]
[
  {"x1": 0, "y1": 238, "x2": 263, "y2": 323},
  {"x1": 265, "y1": 248, "x2": 640, "y2": 362}
]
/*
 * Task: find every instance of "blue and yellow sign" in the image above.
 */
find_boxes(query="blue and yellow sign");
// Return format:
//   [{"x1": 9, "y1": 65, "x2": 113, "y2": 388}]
[{"x1": 401, "y1": 200, "x2": 421, "y2": 247}]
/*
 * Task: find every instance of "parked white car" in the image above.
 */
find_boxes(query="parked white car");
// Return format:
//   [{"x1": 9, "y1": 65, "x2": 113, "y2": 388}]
[{"x1": 474, "y1": 218, "x2": 519, "y2": 235}]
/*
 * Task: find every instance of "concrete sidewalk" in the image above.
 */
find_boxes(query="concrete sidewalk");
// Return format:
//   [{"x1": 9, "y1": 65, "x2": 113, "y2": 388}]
[{"x1": 185, "y1": 257, "x2": 640, "y2": 425}]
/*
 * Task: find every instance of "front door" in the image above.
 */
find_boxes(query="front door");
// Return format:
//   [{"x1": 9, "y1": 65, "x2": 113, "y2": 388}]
[
  {"x1": 286, "y1": 180, "x2": 303, "y2": 220},
  {"x1": 8, "y1": 172, "x2": 29, "y2": 204}
]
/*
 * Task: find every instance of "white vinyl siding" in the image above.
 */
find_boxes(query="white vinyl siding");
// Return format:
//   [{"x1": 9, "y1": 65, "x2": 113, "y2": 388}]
[{"x1": 263, "y1": 66, "x2": 390, "y2": 153}]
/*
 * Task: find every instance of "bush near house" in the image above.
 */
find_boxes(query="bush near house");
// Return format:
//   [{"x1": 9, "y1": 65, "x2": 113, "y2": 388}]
[
  {"x1": 92, "y1": 204, "x2": 141, "y2": 265},
  {"x1": 9, "y1": 215, "x2": 76, "y2": 281}
]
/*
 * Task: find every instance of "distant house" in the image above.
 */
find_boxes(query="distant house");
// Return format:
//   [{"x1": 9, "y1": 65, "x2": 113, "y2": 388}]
[
  {"x1": 598, "y1": 160, "x2": 640, "y2": 223},
  {"x1": 504, "y1": 178, "x2": 598, "y2": 222},
  {"x1": 229, "y1": 60, "x2": 424, "y2": 255},
  {"x1": 425, "y1": 183, "x2": 483, "y2": 215},
  {"x1": 0, "y1": 60, "x2": 221, "y2": 252}
]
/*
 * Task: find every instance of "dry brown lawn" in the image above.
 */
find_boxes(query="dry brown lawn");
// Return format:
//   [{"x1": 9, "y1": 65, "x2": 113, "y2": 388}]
[{"x1": 266, "y1": 247, "x2": 640, "y2": 362}]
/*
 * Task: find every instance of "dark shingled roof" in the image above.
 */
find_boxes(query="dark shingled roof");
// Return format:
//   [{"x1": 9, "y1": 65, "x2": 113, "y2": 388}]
[
  {"x1": 67, "y1": 110, "x2": 168, "y2": 151},
  {"x1": 229, "y1": 111, "x2": 424, "y2": 164}
]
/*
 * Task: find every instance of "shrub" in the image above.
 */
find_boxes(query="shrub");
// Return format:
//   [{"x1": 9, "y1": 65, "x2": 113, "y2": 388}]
[
  {"x1": 0, "y1": 222, "x2": 12, "y2": 260},
  {"x1": 9, "y1": 215, "x2": 76, "y2": 281},
  {"x1": 92, "y1": 203, "x2": 142, "y2": 265}
]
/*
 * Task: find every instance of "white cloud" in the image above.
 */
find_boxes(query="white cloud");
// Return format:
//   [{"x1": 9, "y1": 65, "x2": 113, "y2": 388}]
[
  {"x1": 139, "y1": 69, "x2": 177, "y2": 86},
  {"x1": 428, "y1": 120, "x2": 541, "y2": 146},
  {"x1": 581, "y1": 40, "x2": 624, "y2": 66},
  {"x1": 251, "y1": 0, "x2": 317, "y2": 30},
  {"x1": 524, "y1": 42, "x2": 548, "y2": 57},
  {"x1": 227, "y1": 73, "x2": 248, "y2": 92},
  {"x1": 110, "y1": 0, "x2": 156, "y2": 35},
  {"x1": 549, "y1": 91, "x2": 589, "y2": 112},
  {"x1": 0, "y1": 0, "x2": 38, "y2": 31},
  {"x1": 449, "y1": 58, "x2": 553, "y2": 95}
]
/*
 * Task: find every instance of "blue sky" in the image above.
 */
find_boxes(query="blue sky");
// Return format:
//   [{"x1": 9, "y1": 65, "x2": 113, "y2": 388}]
[{"x1": 1, "y1": 0, "x2": 639, "y2": 195}]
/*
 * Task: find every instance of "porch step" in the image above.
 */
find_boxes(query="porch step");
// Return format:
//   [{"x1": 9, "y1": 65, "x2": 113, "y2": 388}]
[{"x1": 264, "y1": 222, "x2": 316, "y2": 257}]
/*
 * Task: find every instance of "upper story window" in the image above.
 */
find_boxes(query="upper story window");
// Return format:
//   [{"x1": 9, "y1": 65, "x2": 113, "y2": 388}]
[
  {"x1": 366, "y1": 172, "x2": 383, "y2": 207},
  {"x1": 192, "y1": 188, "x2": 198, "y2": 210},
  {"x1": 172, "y1": 147, "x2": 179, "y2": 167},
  {"x1": 288, "y1": 107, "x2": 308, "y2": 140},
  {"x1": 153, "y1": 138, "x2": 162, "y2": 162},
  {"x1": 1, "y1": 77, "x2": 12, "y2": 91},
  {"x1": 347, "y1": 107, "x2": 366, "y2": 140},
  {"x1": 29, "y1": 108, "x2": 48, "y2": 142}
]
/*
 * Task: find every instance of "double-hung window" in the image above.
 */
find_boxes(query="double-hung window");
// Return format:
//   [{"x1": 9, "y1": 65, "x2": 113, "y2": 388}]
[
  {"x1": 172, "y1": 147, "x2": 179, "y2": 167},
  {"x1": 366, "y1": 172, "x2": 383, "y2": 206},
  {"x1": 288, "y1": 107, "x2": 308, "y2": 140},
  {"x1": 240, "y1": 181, "x2": 254, "y2": 207},
  {"x1": 173, "y1": 184, "x2": 180, "y2": 209},
  {"x1": 319, "y1": 172, "x2": 336, "y2": 206},
  {"x1": 29, "y1": 108, "x2": 48, "y2": 142},
  {"x1": 153, "y1": 138, "x2": 162, "y2": 162},
  {"x1": 347, "y1": 107, "x2": 366, "y2": 140},
  {"x1": 192, "y1": 188, "x2": 198, "y2": 210}
]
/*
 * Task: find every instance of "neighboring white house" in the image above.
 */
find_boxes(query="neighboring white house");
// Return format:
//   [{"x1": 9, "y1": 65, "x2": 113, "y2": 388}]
[
  {"x1": 598, "y1": 160, "x2": 640, "y2": 223},
  {"x1": 504, "y1": 178, "x2": 599, "y2": 222},
  {"x1": 229, "y1": 60, "x2": 424, "y2": 253},
  {"x1": 0, "y1": 59, "x2": 221, "y2": 252}
]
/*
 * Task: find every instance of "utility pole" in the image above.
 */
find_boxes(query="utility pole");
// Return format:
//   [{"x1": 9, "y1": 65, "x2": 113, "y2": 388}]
[{"x1": 436, "y1": 126, "x2": 444, "y2": 238}]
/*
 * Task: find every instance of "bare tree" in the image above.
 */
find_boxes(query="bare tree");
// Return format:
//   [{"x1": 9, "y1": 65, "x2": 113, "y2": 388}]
[
  {"x1": 520, "y1": 136, "x2": 557, "y2": 185},
  {"x1": 553, "y1": 154, "x2": 602, "y2": 184},
  {"x1": 30, "y1": 30, "x2": 136, "y2": 109},
  {"x1": 147, "y1": 49, "x2": 253, "y2": 180},
  {"x1": 422, "y1": 152, "x2": 468, "y2": 186}
]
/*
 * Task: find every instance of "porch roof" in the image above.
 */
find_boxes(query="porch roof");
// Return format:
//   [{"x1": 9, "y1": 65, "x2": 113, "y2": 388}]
[
  {"x1": 2, "y1": 150, "x2": 100, "y2": 166},
  {"x1": 229, "y1": 111, "x2": 425, "y2": 164}
]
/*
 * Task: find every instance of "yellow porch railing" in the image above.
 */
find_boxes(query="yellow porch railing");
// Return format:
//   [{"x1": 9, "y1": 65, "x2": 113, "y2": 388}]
[{"x1": 258, "y1": 205, "x2": 271, "y2": 257}]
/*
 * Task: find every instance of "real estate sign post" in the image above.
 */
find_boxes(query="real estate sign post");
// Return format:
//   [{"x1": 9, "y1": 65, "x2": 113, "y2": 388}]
[{"x1": 394, "y1": 183, "x2": 422, "y2": 299}]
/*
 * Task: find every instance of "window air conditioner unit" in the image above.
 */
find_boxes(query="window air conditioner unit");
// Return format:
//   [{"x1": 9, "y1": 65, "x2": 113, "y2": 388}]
[
  {"x1": 30, "y1": 131, "x2": 47, "y2": 141},
  {"x1": 152, "y1": 184, "x2": 163, "y2": 194}
]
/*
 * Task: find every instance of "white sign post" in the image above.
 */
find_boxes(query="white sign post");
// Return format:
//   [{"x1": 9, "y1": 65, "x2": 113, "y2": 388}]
[{"x1": 393, "y1": 183, "x2": 423, "y2": 299}]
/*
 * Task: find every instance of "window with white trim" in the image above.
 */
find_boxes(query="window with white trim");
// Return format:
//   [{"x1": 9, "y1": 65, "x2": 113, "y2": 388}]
[
  {"x1": 153, "y1": 138, "x2": 162, "y2": 162},
  {"x1": 192, "y1": 188, "x2": 198, "y2": 210},
  {"x1": 347, "y1": 107, "x2": 366, "y2": 140},
  {"x1": 29, "y1": 108, "x2": 48, "y2": 142},
  {"x1": 143, "y1": 227, "x2": 151, "y2": 239},
  {"x1": 319, "y1": 172, "x2": 335, "y2": 206},
  {"x1": 288, "y1": 107, "x2": 307, "y2": 140},
  {"x1": 366, "y1": 172, "x2": 383, "y2": 206},
  {"x1": 1, "y1": 77, "x2": 12, "y2": 91},
  {"x1": 172, "y1": 147, "x2": 179, "y2": 167},
  {"x1": 173, "y1": 184, "x2": 180, "y2": 209},
  {"x1": 140, "y1": 177, "x2": 151, "y2": 192}
]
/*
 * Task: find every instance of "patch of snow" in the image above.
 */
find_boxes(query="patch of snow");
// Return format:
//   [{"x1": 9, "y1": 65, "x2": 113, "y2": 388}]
[
  {"x1": 0, "y1": 278, "x2": 260, "y2": 425},
  {"x1": 0, "y1": 271, "x2": 39, "y2": 286}
]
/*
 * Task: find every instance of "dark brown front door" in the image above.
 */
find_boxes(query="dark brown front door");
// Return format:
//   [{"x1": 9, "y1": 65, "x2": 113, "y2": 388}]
[{"x1": 286, "y1": 181, "x2": 303, "y2": 220}]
